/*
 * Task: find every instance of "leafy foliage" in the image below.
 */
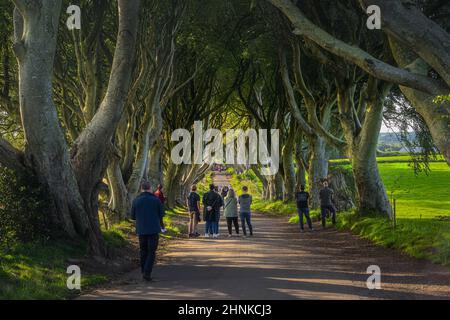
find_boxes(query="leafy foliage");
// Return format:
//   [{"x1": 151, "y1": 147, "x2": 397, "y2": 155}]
[{"x1": 0, "y1": 168, "x2": 52, "y2": 245}]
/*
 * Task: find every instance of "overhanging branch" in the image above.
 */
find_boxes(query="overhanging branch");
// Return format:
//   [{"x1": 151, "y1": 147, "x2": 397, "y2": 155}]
[{"x1": 269, "y1": 0, "x2": 447, "y2": 95}]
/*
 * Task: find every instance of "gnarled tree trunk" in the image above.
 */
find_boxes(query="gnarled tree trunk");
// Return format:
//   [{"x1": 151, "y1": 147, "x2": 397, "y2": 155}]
[{"x1": 12, "y1": 1, "x2": 98, "y2": 251}]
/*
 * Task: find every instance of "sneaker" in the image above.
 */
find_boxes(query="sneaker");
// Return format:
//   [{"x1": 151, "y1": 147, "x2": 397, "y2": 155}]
[
  {"x1": 213, "y1": 234, "x2": 219, "y2": 238},
  {"x1": 228, "y1": 234, "x2": 232, "y2": 238},
  {"x1": 204, "y1": 233, "x2": 210, "y2": 238}
]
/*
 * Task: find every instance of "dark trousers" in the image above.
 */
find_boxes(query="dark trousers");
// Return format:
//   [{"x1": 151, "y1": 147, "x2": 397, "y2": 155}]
[
  {"x1": 240, "y1": 212, "x2": 253, "y2": 236},
  {"x1": 297, "y1": 207, "x2": 312, "y2": 230},
  {"x1": 139, "y1": 234, "x2": 159, "y2": 277},
  {"x1": 321, "y1": 205, "x2": 336, "y2": 227},
  {"x1": 226, "y1": 217, "x2": 239, "y2": 235}
]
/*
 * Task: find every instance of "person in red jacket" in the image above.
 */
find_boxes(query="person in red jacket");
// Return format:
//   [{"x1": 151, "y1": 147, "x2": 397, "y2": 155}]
[{"x1": 154, "y1": 184, "x2": 166, "y2": 205}]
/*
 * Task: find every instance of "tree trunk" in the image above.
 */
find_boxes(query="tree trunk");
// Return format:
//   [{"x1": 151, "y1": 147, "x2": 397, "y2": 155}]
[
  {"x1": 294, "y1": 134, "x2": 307, "y2": 191},
  {"x1": 147, "y1": 141, "x2": 163, "y2": 187},
  {"x1": 0, "y1": 136, "x2": 25, "y2": 172},
  {"x1": 308, "y1": 136, "x2": 329, "y2": 208},
  {"x1": 165, "y1": 163, "x2": 186, "y2": 209},
  {"x1": 338, "y1": 81, "x2": 392, "y2": 217},
  {"x1": 106, "y1": 151, "x2": 130, "y2": 220},
  {"x1": 12, "y1": 2, "x2": 100, "y2": 252},
  {"x1": 282, "y1": 123, "x2": 296, "y2": 201},
  {"x1": 70, "y1": 0, "x2": 141, "y2": 254},
  {"x1": 275, "y1": 173, "x2": 284, "y2": 200}
]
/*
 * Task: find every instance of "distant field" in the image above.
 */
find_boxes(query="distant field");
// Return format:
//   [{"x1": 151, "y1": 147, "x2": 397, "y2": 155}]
[
  {"x1": 379, "y1": 162, "x2": 450, "y2": 219},
  {"x1": 330, "y1": 155, "x2": 446, "y2": 165}
]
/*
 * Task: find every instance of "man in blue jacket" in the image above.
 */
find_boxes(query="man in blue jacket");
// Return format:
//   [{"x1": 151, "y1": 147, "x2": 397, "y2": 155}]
[{"x1": 131, "y1": 181, "x2": 165, "y2": 281}]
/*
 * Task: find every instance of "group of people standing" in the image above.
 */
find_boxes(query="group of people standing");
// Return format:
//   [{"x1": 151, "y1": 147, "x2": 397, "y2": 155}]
[
  {"x1": 187, "y1": 184, "x2": 254, "y2": 238},
  {"x1": 130, "y1": 178, "x2": 336, "y2": 282},
  {"x1": 294, "y1": 180, "x2": 337, "y2": 232}
]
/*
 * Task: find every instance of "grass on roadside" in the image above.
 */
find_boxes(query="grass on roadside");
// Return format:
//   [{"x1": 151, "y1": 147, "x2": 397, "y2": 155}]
[
  {"x1": 0, "y1": 241, "x2": 107, "y2": 300},
  {"x1": 336, "y1": 211, "x2": 450, "y2": 266},
  {"x1": 0, "y1": 220, "x2": 141, "y2": 300}
]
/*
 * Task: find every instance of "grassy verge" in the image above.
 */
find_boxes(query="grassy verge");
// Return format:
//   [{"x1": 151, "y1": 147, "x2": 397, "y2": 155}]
[
  {"x1": 162, "y1": 206, "x2": 186, "y2": 238},
  {"x1": 0, "y1": 241, "x2": 107, "y2": 299},
  {"x1": 0, "y1": 221, "x2": 138, "y2": 300},
  {"x1": 335, "y1": 211, "x2": 450, "y2": 266}
]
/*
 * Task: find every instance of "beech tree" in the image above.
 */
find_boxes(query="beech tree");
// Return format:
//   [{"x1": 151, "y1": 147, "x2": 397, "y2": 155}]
[
  {"x1": 269, "y1": 0, "x2": 450, "y2": 167},
  {"x1": 4, "y1": 0, "x2": 141, "y2": 256}
]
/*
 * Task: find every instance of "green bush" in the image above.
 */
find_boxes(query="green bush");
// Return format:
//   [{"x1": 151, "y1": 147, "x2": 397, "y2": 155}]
[{"x1": 0, "y1": 167, "x2": 51, "y2": 245}]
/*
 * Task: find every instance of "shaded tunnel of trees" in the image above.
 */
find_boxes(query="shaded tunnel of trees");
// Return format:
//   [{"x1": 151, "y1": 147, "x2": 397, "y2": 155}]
[{"x1": 0, "y1": 0, "x2": 449, "y2": 256}]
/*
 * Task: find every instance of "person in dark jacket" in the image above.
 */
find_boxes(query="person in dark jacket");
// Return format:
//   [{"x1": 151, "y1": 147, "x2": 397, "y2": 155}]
[
  {"x1": 238, "y1": 186, "x2": 253, "y2": 237},
  {"x1": 187, "y1": 184, "x2": 201, "y2": 238},
  {"x1": 319, "y1": 180, "x2": 336, "y2": 228},
  {"x1": 131, "y1": 181, "x2": 165, "y2": 281},
  {"x1": 295, "y1": 185, "x2": 313, "y2": 232},
  {"x1": 203, "y1": 184, "x2": 222, "y2": 238}
]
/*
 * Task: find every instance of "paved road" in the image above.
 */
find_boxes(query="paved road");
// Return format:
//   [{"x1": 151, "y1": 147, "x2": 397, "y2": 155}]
[{"x1": 81, "y1": 174, "x2": 450, "y2": 300}]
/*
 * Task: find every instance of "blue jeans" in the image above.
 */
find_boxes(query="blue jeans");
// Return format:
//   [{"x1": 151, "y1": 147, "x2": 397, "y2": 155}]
[
  {"x1": 213, "y1": 212, "x2": 220, "y2": 234},
  {"x1": 297, "y1": 207, "x2": 312, "y2": 230},
  {"x1": 321, "y1": 205, "x2": 336, "y2": 227},
  {"x1": 240, "y1": 212, "x2": 253, "y2": 236},
  {"x1": 205, "y1": 220, "x2": 214, "y2": 234}
]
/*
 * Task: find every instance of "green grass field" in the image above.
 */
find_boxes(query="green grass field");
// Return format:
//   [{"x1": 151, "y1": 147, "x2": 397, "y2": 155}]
[
  {"x1": 379, "y1": 162, "x2": 450, "y2": 219},
  {"x1": 228, "y1": 159, "x2": 450, "y2": 266}
]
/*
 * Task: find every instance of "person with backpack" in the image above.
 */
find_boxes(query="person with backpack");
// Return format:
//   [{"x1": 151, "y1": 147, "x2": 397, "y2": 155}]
[
  {"x1": 238, "y1": 186, "x2": 253, "y2": 237},
  {"x1": 203, "y1": 184, "x2": 222, "y2": 238},
  {"x1": 187, "y1": 185, "x2": 201, "y2": 238},
  {"x1": 295, "y1": 185, "x2": 313, "y2": 232},
  {"x1": 224, "y1": 188, "x2": 239, "y2": 237},
  {"x1": 319, "y1": 180, "x2": 336, "y2": 228}
]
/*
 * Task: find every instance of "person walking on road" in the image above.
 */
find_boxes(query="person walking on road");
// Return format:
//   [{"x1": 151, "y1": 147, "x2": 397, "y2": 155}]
[
  {"x1": 295, "y1": 185, "x2": 313, "y2": 232},
  {"x1": 187, "y1": 185, "x2": 201, "y2": 238},
  {"x1": 319, "y1": 180, "x2": 336, "y2": 228},
  {"x1": 203, "y1": 184, "x2": 222, "y2": 238},
  {"x1": 238, "y1": 186, "x2": 253, "y2": 237},
  {"x1": 224, "y1": 188, "x2": 239, "y2": 237},
  {"x1": 131, "y1": 181, "x2": 165, "y2": 282}
]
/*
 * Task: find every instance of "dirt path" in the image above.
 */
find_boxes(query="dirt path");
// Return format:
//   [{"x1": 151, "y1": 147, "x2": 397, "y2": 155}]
[{"x1": 81, "y1": 174, "x2": 450, "y2": 300}]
